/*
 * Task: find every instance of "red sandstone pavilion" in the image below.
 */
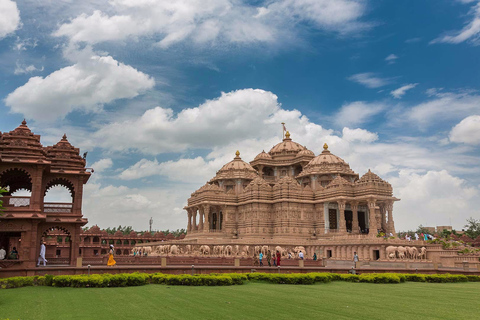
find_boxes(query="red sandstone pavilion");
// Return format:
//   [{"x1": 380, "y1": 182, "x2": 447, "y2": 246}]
[{"x1": 185, "y1": 131, "x2": 398, "y2": 241}]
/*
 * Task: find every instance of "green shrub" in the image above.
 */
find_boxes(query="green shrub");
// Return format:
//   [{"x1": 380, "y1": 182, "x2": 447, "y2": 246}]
[
  {"x1": 403, "y1": 274, "x2": 426, "y2": 282},
  {"x1": 309, "y1": 273, "x2": 333, "y2": 283},
  {"x1": 466, "y1": 275, "x2": 480, "y2": 282},
  {"x1": 339, "y1": 274, "x2": 359, "y2": 282},
  {"x1": 359, "y1": 273, "x2": 401, "y2": 284}
]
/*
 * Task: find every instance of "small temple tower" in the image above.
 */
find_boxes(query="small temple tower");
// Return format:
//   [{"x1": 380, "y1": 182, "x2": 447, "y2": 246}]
[{"x1": 0, "y1": 121, "x2": 91, "y2": 268}]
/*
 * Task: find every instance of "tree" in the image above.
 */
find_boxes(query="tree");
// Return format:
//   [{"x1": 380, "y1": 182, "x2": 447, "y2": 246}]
[
  {"x1": 0, "y1": 187, "x2": 7, "y2": 215},
  {"x1": 416, "y1": 225, "x2": 431, "y2": 235},
  {"x1": 464, "y1": 217, "x2": 480, "y2": 239}
]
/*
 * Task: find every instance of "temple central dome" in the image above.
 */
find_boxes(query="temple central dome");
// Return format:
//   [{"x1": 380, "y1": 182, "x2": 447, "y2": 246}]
[
  {"x1": 209, "y1": 151, "x2": 258, "y2": 182},
  {"x1": 268, "y1": 131, "x2": 307, "y2": 158}
]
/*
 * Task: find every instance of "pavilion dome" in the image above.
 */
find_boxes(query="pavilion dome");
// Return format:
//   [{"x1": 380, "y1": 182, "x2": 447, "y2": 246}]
[
  {"x1": 268, "y1": 131, "x2": 306, "y2": 158},
  {"x1": 0, "y1": 120, "x2": 47, "y2": 162},
  {"x1": 254, "y1": 150, "x2": 272, "y2": 160},
  {"x1": 297, "y1": 143, "x2": 358, "y2": 178},
  {"x1": 209, "y1": 151, "x2": 258, "y2": 182},
  {"x1": 45, "y1": 134, "x2": 86, "y2": 172}
]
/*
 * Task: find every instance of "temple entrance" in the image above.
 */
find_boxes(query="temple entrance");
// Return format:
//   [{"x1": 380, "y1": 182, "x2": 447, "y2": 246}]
[
  {"x1": 373, "y1": 250, "x2": 380, "y2": 261},
  {"x1": 329, "y1": 209, "x2": 337, "y2": 229},
  {"x1": 0, "y1": 232, "x2": 21, "y2": 259},
  {"x1": 358, "y1": 212, "x2": 366, "y2": 233},
  {"x1": 212, "y1": 213, "x2": 217, "y2": 230},
  {"x1": 345, "y1": 210, "x2": 352, "y2": 232}
]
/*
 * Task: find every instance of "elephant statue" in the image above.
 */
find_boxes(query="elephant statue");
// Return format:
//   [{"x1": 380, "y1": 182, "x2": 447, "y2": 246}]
[{"x1": 386, "y1": 246, "x2": 397, "y2": 260}]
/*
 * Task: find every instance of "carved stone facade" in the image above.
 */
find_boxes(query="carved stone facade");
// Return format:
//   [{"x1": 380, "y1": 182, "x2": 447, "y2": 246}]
[
  {"x1": 0, "y1": 121, "x2": 91, "y2": 267},
  {"x1": 185, "y1": 132, "x2": 399, "y2": 242}
]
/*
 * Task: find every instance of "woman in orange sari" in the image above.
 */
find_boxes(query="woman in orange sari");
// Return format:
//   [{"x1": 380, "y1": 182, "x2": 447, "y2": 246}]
[{"x1": 107, "y1": 244, "x2": 116, "y2": 266}]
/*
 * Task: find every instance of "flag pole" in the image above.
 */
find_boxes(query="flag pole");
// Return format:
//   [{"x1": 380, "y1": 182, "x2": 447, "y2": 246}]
[{"x1": 281, "y1": 122, "x2": 285, "y2": 139}]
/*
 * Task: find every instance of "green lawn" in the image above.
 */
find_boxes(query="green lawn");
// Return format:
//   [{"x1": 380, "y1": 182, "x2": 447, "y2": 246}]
[{"x1": 1, "y1": 282, "x2": 479, "y2": 320}]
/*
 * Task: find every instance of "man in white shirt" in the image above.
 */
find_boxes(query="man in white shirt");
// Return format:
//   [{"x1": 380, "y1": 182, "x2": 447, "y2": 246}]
[
  {"x1": 299, "y1": 251, "x2": 304, "y2": 260},
  {"x1": 37, "y1": 241, "x2": 47, "y2": 266},
  {"x1": 0, "y1": 247, "x2": 6, "y2": 260}
]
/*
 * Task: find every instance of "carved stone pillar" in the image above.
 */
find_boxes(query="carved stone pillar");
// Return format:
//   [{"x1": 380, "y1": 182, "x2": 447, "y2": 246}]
[
  {"x1": 351, "y1": 201, "x2": 359, "y2": 234},
  {"x1": 203, "y1": 204, "x2": 210, "y2": 231},
  {"x1": 192, "y1": 209, "x2": 198, "y2": 231},
  {"x1": 386, "y1": 201, "x2": 396, "y2": 236},
  {"x1": 187, "y1": 209, "x2": 192, "y2": 232},
  {"x1": 380, "y1": 204, "x2": 387, "y2": 232},
  {"x1": 198, "y1": 206, "x2": 204, "y2": 231},
  {"x1": 367, "y1": 199, "x2": 378, "y2": 237},
  {"x1": 337, "y1": 200, "x2": 347, "y2": 234}
]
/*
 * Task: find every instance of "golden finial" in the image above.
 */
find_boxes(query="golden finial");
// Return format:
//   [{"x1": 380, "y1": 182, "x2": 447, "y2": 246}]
[
  {"x1": 235, "y1": 150, "x2": 240, "y2": 157},
  {"x1": 323, "y1": 143, "x2": 328, "y2": 150},
  {"x1": 285, "y1": 131, "x2": 290, "y2": 139}
]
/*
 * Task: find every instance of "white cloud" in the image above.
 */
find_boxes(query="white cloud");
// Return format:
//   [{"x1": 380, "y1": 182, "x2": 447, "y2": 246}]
[
  {"x1": 347, "y1": 72, "x2": 394, "y2": 88},
  {"x1": 90, "y1": 158, "x2": 113, "y2": 173},
  {"x1": 0, "y1": 0, "x2": 21, "y2": 39},
  {"x1": 449, "y1": 115, "x2": 480, "y2": 144},
  {"x1": 390, "y1": 83, "x2": 418, "y2": 99},
  {"x1": 14, "y1": 62, "x2": 44, "y2": 75},
  {"x1": 405, "y1": 91, "x2": 480, "y2": 128},
  {"x1": 334, "y1": 101, "x2": 386, "y2": 127},
  {"x1": 431, "y1": 2, "x2": 480, "y2": 45},
  {"x1": 391, "y1": 170, "x2": 479, "y2": 230},
  {"x1": 5, "y1": 53, "x2": 155, "y2": 122},
  {"x1": 53, "y1": 0, "x2": 368, "y2": 48},
  {"x1": 385, "y1": 53, "x2": 398, "y2": 64},
  {"x1": 342, "y1": 127, "x2": 378, "y2": 143}
]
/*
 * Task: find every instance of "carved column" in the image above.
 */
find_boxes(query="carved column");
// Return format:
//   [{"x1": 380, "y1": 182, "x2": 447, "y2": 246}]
[
  {"x1": 386, "y1": 201, "x2": 396, "y2": 236},
  {"x1": 192, "y1": 209, "x2": 198, "y2": 231},
  {"x1": 203, "y1": 204, "x2": 210, "y2": 231},
  {"x1": 187, "y1": 209, "x2": 192, "y2": 232},
  {"x1": 337, "y1": 200, "x2": 347, "y2": 234},
  {"x1": 367, "y1": 199, "x2": 378, "y2": 237},
  {"x1": 380, "y1": 204, "x2": 387, "y2": 232},
  {"x1": 198, "y1": 206, "x2": 204, "y2": 231},
  {"x1": 351, "y1": 201, "x2": 359, "y2": 234}
]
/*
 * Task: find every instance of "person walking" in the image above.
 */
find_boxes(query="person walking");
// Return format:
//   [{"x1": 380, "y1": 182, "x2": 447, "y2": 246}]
[
  {"x1": 107, "y1": 244, "x2": 116, "y2": 266},
  {"x1": 37, "y1": 241, "x2": 47, "y2": 267},
  {"x1": 276, "y1": 250, "x2": 281, "y2": 266},
  {"x1": 266, "y1": 250, "x2": 272, "y2": 267},
  {"x1": 353, "y1": 251, "x2": 359, "y2": 268},
  {"x1": 259, "y1": 251, "x2": 263, "y2": 267}
]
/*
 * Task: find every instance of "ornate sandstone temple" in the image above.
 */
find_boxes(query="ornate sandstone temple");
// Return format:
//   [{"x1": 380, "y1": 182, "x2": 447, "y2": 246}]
[
  {"x1": 185, "y1": 132, "x2": 398, "y2": 242},
  {"x1": 0, "y1": 121, "x2": 91, "y2": 268}
]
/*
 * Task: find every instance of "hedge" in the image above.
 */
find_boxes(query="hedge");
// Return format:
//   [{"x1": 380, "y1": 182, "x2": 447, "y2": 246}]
[{"x1": 1, "y1": 272, "x2": 479, "y2": 289}]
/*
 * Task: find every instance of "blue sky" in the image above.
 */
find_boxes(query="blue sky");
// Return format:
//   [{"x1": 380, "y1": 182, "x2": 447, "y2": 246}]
[{"x1": 1, "y1": 0, "x2": 479, "y2": 232}]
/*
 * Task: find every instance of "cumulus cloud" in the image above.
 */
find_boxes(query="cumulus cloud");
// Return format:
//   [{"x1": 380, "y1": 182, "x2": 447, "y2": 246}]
[
  {"x1": 94, "y1": 88, "x2": 330, "y2": 154},
  {"x1": 391, "y1": 170, "x2": 479, "y2": 230},
  {"x1": 53, "y1": 0, "x2": 368, "y2": 48},
  {"x1": 342, "y1": 127, "x2": 378, "y2": 142},
  {"x1": 334, "y1": 101, "x2": 386, "y2": 127},
  {"x1": 0, "y1": 0, "x2": 21, "y2": 39},
  {"x1": 449, "y1": 115, "x2": 480, "y2": 144},
  {"x1": 5, "y1": 53, "x2": 155, "y2": 122},
  {"x1": 431, "y1": 2, "x2": 480, "y2": 45},
  {"x1": 347, "y1": 72, "x2": 394, "y2": 88},
  {"x1": 90, "y1": 158, "x2": 113, "y2": 173},
  {"x1": 390, "y1": 83, "x2": 418, "y2": 99}
]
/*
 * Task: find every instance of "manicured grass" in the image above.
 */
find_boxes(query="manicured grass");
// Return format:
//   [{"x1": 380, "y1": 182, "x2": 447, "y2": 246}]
[{"x1": 1, "y1": 281, "x2": 478, "y2": 320}]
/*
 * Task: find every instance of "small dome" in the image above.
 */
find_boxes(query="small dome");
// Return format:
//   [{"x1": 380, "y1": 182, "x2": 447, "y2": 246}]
[
  {"x1": 297, "y1": 144, "x2": 358, "y2": 178},
  {"x1": 269, "y1": 132, "x2": 305, "y2": 158},
  {"x1": 254, "y1": 150, "x2": 272, "y2": 160},
  {"x1": 0, "y1": 120, "x2": 47, "y2": 162},
  {"x1": 209, "y1": 151, "x2": 258, "y2": 182},
  {"x1": 296, "y1": 148, "x2": 315, "y2": 157}
]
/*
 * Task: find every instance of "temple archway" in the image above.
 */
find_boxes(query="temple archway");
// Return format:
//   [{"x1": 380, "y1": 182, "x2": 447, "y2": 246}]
[
  {"x1": 43, "y1": 178, "x2": 75, "y2": 213},
  {"x1": 42, "y1": 226, "x2": 72, "y2": 265}
]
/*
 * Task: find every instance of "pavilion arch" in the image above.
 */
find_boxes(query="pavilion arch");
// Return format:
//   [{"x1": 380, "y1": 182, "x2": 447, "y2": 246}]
[
  {"x1": 43, "y1": 178, "x2": 75, "y2": 202},
  {"x1": 42, "y1": 226, "x2": 71, "y2": 238},
  {"x1": 0, "y1": 168, "x2": 32, "y2": 194}
]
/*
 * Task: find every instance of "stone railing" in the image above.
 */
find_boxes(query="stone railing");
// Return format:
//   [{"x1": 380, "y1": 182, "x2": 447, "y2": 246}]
[
  {"x1": 2, "y1": 196, "x2": 30, "y2": 207},
  {"x1": 44, "y1": 202, "x2": 73, "y2": 213}
]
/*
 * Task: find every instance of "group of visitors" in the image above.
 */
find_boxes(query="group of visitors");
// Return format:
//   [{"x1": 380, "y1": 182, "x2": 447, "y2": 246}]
[
  {"x1": 0, "y1": 246, "x2": 19, "y2": 260},
  {"x1": 255, "y1": 250, "x2": 282, "y2": 267}
]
